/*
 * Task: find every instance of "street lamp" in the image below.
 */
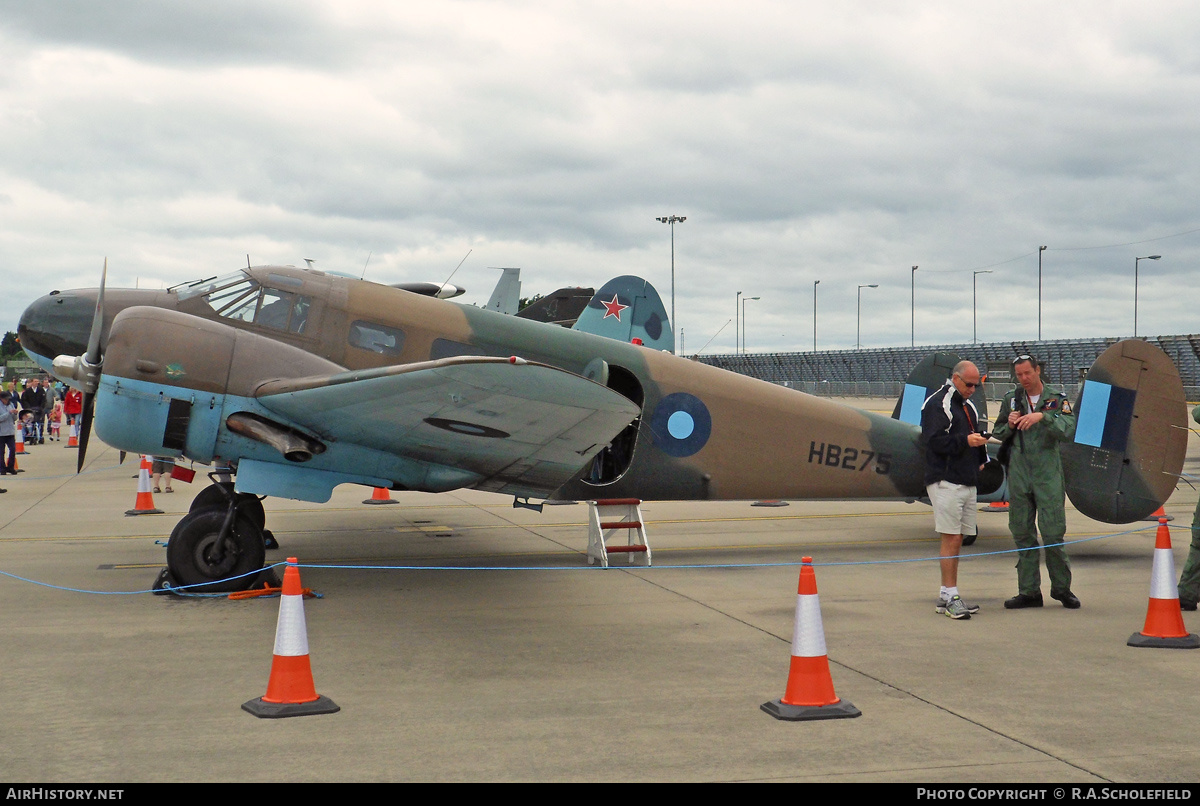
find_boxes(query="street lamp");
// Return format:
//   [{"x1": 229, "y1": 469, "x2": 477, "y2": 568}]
[
  {"x1": 1134, "y1": 255, "x2": 1162, "y2": 337},
  {"x1": 973, "y1": 270, "x2": 993, "y2": 343},
  {"x1": 656, "y1": 215, "x2": 686, "y2": 353},
  {"x1": 1038, "y1": 245, "x2": 1047, "y2": 340},
  {"x1": 735, "y1": 291, "x2": 742, "y2": 354},
  {"x1": 857, "y1": 284, "x2": 878, "y2": 350},
  {"x1": 813, "y1": 280, "x2": 820, "y2": 352},
  {"x1": 741, "y1": 296, "x2": 760, "y2": 354},
  {"x1": 911, "y1": 266, "x2": 918, "y2": 347}
]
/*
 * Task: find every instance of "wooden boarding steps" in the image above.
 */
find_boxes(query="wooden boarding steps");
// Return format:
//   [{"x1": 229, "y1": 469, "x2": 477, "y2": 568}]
[{"x1": 587, "y1": 498, "x2": 652, "y2": 568}]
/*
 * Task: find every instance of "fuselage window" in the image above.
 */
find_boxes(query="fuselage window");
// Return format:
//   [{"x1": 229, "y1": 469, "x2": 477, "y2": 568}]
[{"x1": 349, "y1": 320, "x2": 406, "y2": 355}]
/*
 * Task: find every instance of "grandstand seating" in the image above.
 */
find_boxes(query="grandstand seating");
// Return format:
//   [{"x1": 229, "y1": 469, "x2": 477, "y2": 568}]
[{"x1": 700, "y1": 335, "x2": 1200, "y2": 394}]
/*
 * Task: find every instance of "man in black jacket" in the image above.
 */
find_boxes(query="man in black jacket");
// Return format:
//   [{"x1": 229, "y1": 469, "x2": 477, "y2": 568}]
[{"x1": 921, "y1": 360, "x2": 989, "y2": 620}]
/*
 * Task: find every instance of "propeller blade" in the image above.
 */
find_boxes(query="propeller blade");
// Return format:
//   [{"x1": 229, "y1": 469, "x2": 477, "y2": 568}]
[
  {"x1": 76, "y1": 259, "x2": 107, "y2": 473},
  {"x1": 85, "y1": 258, "x2": 107, "y2": 366},
  {"x1": 119, "y1": 451, "x2": 126, "y2": 465},
  {"x1": 77, "y1": 392, "x2": 94, "y2": 473}
]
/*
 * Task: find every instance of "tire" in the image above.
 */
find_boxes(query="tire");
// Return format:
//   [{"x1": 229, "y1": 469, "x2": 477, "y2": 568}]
[
  {"x1": 962, "y1": 534, "x2": 977, "y2": 547},
  {"x1": 189, "y1": 482, "x2": 267, "y2": 531},
  {"x1": 166, "y1": 506, "x2": 266, "y2": 593}
]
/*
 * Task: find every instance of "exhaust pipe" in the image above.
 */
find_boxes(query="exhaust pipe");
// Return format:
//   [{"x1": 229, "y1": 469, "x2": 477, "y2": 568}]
[{"x1": 226, "y1": 412, "x2": 326, "y2": 463}]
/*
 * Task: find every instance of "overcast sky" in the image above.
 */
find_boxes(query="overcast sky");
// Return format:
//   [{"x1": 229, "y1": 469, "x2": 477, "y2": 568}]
[{"x1": 2, "y1": 1, "x2": 1199, "y2": 355}]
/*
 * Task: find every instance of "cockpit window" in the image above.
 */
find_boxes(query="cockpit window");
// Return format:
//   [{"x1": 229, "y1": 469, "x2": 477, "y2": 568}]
[{"x1": 349, "y1": 320, "x2": 406, "y2": 355}]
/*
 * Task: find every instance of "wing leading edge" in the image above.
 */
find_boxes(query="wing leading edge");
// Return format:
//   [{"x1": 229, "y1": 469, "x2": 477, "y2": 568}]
[{"x1": 253, "y1": 356, "x2": 641, "y2": 498}]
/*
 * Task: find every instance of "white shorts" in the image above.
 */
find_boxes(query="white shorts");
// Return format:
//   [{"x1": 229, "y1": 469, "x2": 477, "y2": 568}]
[{"x1": 927, "y1": 480, "x2": 977, "y2": 537}]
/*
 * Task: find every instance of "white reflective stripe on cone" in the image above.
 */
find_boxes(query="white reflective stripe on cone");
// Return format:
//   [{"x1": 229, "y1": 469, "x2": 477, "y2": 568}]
[
  {"x1": 791, "y1": 593, "x2": 827, "y2": 658},
  {"x1": 1151, "y1": 548, "x2": 1178, "y2": 600},
  {"x1": 273, "y1": 596, "x2": 310, "y2": 657}
]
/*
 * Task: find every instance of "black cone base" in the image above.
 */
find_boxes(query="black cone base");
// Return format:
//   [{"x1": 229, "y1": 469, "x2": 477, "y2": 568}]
[
  {"x1": 242, "y1": 695, "x2": 341, "y2": 719},
  {"x1": 1127, "y1": 632, "x2": 1200, "y2": 649},
  {"x1": 760, "y1": 698, "x2": 862, "y2": 721}
]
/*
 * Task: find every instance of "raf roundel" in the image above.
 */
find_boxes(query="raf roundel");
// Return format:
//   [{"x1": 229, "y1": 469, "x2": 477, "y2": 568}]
[{"x1": 650, "y1": 392, "x2": 712, "y2": 457}]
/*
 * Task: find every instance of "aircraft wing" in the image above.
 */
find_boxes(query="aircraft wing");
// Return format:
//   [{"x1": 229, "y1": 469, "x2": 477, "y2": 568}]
[{"x1": 253, "y1": 356, "x2": 640, "y2": 497}]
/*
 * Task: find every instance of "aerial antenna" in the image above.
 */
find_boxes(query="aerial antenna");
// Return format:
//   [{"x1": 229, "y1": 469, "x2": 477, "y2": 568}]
[
  {"x1": 360, "y1": 251, "x2": 372, "y2": 280},
  {"x1": 694, "y1": 319, "x2": 732, "y2": 357},
  {"x1": 304, "y1": 258, "x2": 315, "y2": 269},
  {"x1": 440, "y1": 249, "x2": 472, "y2": 295},
  {"x1": 246, "y1": 254, "x2": 252, "y2": 270}
]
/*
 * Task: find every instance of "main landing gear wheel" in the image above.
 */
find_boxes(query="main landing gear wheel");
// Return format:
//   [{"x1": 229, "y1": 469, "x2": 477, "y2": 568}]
[
  {"x1": 962, "y1": 534, "x2": 977, "y2": 547},
  {"x1": 189, "y1": 482, "x2": 277, "y2": 549},
  {"x1": 166, "y1": 505, "x2": 266, "y2": 593}
]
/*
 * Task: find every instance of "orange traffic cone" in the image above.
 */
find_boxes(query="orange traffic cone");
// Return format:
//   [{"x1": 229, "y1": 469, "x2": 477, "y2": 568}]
[
  {"x1": 14, "y1": 425, "x2": 26, "y2": 455},
  {"x1": 1128, "y1": 519, "x2": 1200, "y2": 649},
  {"x1": 362, "y1": 486, "x2": 397, "y2": 505},
  {"x1": 65, "y1": 420, "x2": 78, "y2": 449},
  {"x1": 1142, "y1": 505, "x2": 1173, "y2": 522},
  {"x1": 124, "y1": 455, "x2": 164, "y2": 516},
  {"x1": 242, "y1": 557, "x2": 340, "y2": 718},
  {"x1": 761, "y1": 556, "x2": 861, "y2": 720},
  {"x1": 983, "y1": 500, "x2": 1009, "y2": 511}
]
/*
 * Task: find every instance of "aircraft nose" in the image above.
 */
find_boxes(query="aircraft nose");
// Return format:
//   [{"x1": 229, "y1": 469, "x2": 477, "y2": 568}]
[{"x1": 17, "y1": 290, "x2": 95, "y2": 364}]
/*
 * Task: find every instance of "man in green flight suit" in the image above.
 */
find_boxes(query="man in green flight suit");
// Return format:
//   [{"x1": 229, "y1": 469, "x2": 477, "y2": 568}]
[
  {"x1": 1176, "y1": 404, "x2": 1200, "y2": 611},
  {"x1": 992, "y1": 355, "x2": 1081, "y2": 609}
]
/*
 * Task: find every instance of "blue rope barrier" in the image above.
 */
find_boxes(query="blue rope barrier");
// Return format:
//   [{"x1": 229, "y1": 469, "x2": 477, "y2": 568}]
[{"x1": 0, "y1": 521, "x2": 1170, "y2": 596}]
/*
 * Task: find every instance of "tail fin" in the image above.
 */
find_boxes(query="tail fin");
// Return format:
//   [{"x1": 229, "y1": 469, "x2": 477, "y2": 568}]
[
  {"x1": 892, "y1": 351, "x2": 989, "y2": 425},
  {"x1": 895, "y1": 351, "x2": 1003, "y2": 498},
  {"x1": 1063, "y1": 339, "x2": 1188, "y2": 523},
  {"x1": 572, "y1": 275, "x2": 673, "y2": 352},
  {"x1": 484, "y1": 267, "x2": 521, "y2": 315}
]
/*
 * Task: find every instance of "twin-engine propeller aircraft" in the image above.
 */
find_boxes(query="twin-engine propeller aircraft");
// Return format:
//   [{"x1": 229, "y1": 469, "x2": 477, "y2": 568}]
[{"x1": 18, "y1": 262, "x2": 1188, "y2": 591}]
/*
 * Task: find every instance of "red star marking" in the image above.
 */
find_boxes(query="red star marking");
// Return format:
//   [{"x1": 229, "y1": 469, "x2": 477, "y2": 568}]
[{"x1": 601, "y1": 294, "x2": 628, "y2": 320}]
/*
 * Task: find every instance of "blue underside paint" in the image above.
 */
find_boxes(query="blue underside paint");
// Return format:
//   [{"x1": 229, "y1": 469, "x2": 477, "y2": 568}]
[{"x1": 92, "y1": 375, "x2": 481, "y2": 502}]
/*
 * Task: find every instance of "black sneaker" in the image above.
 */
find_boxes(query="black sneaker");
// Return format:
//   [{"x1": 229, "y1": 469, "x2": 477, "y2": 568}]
[
  {"x1": 1004, "y1": 592, "x2": 1044, "y2": 609},
  {"x1": 1180, "y1": 597, "x2": 1197, "y2": 612},
  {"x1": 1051, "y1": 591, "x2": 1081, "y2": 609}
]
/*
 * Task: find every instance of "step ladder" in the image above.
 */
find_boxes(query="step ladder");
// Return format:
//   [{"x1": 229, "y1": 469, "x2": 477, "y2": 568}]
[{"x1": 587, "y1": 498, "x2": 651, "y2": 567}]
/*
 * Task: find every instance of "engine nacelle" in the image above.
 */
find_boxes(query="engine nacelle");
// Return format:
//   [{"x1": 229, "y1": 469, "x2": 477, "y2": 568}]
[{"x1": 94, "y1": 306, "x2": 344, "y2": 463}]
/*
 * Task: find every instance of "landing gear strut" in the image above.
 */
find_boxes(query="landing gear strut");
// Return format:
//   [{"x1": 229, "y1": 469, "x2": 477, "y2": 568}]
[{"x1": 161, "y1": 476, "x2": 276, "y2": 593}]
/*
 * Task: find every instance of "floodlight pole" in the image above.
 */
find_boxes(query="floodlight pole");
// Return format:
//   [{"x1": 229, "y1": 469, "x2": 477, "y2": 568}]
[
  {"x1": 1038, "y1": 245, "x2": 1046, "y2": 340},
  {"x1": 911, "y1": 266, "x2": 918, "y2": 347},
  {"x1": 735, "y1": 291, "x2": 742, "y2": 354},
  {"x1": 973, "y1": 270, "x2": 993, "y2": 343},
  {"x1": 656, "y1": 215, "x2": 686, "y2": 353},
  {"x1": 813, "y1": 280, "x2": 820, "y2": 352},
  {"x1": 1134, "y1": 255, "x2": 1162, "y2": 337},
  {"x1": 741, "y1": 296, "x2": 760, "y2": 354},
  {"x1": 857, "y1": 284, "x2": 878, "y2": 350}
]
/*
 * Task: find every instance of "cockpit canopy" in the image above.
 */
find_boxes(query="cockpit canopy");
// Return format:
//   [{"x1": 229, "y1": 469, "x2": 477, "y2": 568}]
[{"x1": 176, "y1": 271, "x2": 311, "y2": 334}]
